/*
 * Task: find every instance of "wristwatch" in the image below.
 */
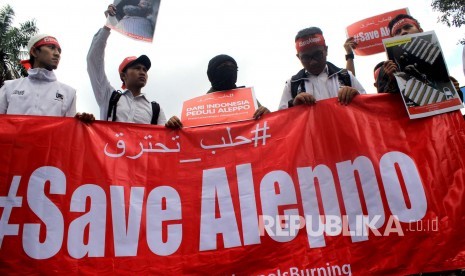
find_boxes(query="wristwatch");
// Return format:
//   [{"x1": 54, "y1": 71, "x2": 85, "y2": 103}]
[{"x1": 345, "y1": 53, "x2": 355, "y2": 60}]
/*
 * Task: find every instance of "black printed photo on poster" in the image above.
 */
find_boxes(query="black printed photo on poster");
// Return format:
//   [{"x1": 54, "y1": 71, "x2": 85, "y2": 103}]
[
  {"x1": 382, "y1": 31, "x2": 463, "y2": 119},
  {"x1": 106, "y1": 0, "x2": 161, "y2": 42}
]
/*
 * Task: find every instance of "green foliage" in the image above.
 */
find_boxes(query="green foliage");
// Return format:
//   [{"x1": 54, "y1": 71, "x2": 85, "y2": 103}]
[
  {"x1": 431, "y1": 0, "x2": 465, "y2": 44},
  {"x1": 0, "y1": 5, "x2": 38, "y2": 87}
]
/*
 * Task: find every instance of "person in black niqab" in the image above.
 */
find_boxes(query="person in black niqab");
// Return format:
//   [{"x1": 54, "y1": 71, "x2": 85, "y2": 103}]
[
  {"x1": 165, "y1": 54, "x2": 270, "y2": 128},
  {"x1": 207, "y1": 54, "x2": 239, "y2": 92}
]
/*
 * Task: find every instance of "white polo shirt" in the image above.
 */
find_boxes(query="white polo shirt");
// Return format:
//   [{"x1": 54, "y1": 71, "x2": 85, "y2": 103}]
[
  {"x1": 0, "y1": 68, "x2": 76, "y2": 116},
  {"x1": 87, "y1": 27, "x2": 167, "y2": 125},
  {"x1": 110, "y1": 90, "x2": 166, "y2": 124}
]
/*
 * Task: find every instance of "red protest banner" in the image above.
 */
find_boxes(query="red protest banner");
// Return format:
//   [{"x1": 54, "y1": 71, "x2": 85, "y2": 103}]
[
  {"x1": 0, "y1": 94, "x2": 465, "y2": 275},
  {"x1": 346, "y1": 8, "x2": 409, "y2": 56},
  {"x1": 181, "y1": 87, "x2": 258, "y2": 127}
]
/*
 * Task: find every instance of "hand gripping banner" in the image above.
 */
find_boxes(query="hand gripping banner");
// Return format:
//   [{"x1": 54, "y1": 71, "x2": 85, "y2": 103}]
[{"x1": 0, "y1": 94, "x2": 464, "y2": 275}]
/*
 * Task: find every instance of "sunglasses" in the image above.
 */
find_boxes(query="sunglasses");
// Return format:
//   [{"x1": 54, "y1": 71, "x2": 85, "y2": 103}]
[{"x1": 299, "y1": 51, "x2": 325, "y2": 62}]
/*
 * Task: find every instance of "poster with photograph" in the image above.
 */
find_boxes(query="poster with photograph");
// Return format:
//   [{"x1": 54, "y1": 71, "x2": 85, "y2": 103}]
[
  {"x1": 383, "y1": 31, "x2": 464, "y2": 119},
  {"x1": 106, "y1": 0, "x2": 160, "y2": 42},
  {"x1": 181, "y1": 87, "x2": 258, "y2": 127},
  {"x1": 346, "y1": 8, "x2": 409, "y2": 56}
]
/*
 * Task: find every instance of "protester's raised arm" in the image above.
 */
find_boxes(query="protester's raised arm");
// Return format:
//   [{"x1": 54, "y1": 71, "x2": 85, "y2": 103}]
[{"x1": 344, "y1": 37, "x2": 357, "y2": 76}]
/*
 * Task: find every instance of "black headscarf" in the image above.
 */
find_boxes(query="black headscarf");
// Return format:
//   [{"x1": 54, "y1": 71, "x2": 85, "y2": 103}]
[{"x1": 207, "y1": 54, "x2": 238, "y2": 91}]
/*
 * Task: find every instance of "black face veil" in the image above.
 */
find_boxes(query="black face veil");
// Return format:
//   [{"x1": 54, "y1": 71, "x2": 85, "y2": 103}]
[{"x1": 207, "y1": 54, "x2": 238, "y2": 91}]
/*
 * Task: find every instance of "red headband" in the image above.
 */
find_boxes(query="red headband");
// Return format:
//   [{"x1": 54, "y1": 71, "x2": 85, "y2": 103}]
[
  {"x1": 390, "y1": 19, "x2": 419, "y2": 36},
  {"x1": 20, "y1": 37, "x2": 61, "y2": 70},
  {"x1": 32, "y1": 37, "x2": 60, "y2": 51},
  {"x1": 295, "y1": 34, "x2": 326, "y2": 53},
  {"x1": 374, "y1": 67, "x2": 381, "y2": 81}
]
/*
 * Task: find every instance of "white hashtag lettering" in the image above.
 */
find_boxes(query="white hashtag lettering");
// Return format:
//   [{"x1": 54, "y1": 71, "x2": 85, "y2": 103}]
[
  {"x1": 0, "y1": 176, "x2": 23, "y2": 247},
  {"x1": 251, "y1": 121, "x2": 271, "y2": 147}
]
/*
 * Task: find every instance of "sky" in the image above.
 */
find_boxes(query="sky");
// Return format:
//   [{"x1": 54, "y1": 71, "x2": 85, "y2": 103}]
[{"x1": 4, "y1": 0, "x2": 465, "y2": 118}]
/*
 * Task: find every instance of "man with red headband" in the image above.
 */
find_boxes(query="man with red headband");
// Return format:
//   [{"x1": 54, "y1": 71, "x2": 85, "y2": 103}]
[
  {"x1": 87, "y1": 4, "x2": 168, "y2": 125},
  {"x1": 279, "y1": 27, "x2": 365, "y2": 110},
  {"x1": 0, "y1": 34, "x2": 84, "y2": 118},
  {"x1": 376, "y1": 14, "x2": 463, "y2": 102},
  {"x1": 376, "y1": 14, "x2": 423, "y2": 94}
]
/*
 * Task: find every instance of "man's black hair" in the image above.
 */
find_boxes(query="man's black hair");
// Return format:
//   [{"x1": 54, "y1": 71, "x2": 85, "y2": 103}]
[
  {"x1": 374, "y1": 61, "x2": 384, "y2": 72},
  {"x1": 29, "y1": 55, "x2": 35, "y2": 68},
  {"x1": 295, "y1": 27, "x2": 323, "y2": 42},
  {"x1": 29, "y1": 45, "x2": 45, "y2": 69},
  {"x1": 388, "y1": 14, "x2": 421, "y2": 34}
]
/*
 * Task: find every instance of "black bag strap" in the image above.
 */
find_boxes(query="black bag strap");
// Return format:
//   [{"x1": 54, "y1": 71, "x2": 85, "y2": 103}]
[
  {"x1": 337, "y1": 69, "x2": 352, "y2": 87},
  {"x1": 288, "y1": 69, "x2": 307, "y2": 107},
  {"x1": 290, "y1": 69, "x2": 307, "y2": 99},
  {"x1": 107, "y1": 91, "x2": 160, "y2": 124},
  {"x1": 290, "y1": 80, "x2": 307, "y2": 99},
  {"x1": 107, "y1": 90, "x2": 123, "y2": 121},
  {"x1": 150, "y1": 101, "x2": 160, "y2": 125}
]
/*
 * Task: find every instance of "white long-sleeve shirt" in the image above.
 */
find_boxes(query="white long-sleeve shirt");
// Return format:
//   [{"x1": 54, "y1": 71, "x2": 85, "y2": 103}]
[
  {"x1": 278, "y1": 65, "x2": 366, "y2": 110},
  {"x1": 87, "y1": 27, "x2": 166, "y2": 125},
  {"x1": 0, "y1": 68, "x2": 76, "y2": 116}
]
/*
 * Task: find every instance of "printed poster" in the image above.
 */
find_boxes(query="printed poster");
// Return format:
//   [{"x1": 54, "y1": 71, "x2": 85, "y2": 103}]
[
  {"x1": 346, "y1": 8, "x2": 409, "y2": 56},
  {"x1": 106, "y1": 0, "x2": 161, "y2": 42},
  {"x1": 181, "y1": 87, "x2": 258, "y2": 127},
  {"x1": 383, "y1": 31, "x2": 464, "y2": 119}
]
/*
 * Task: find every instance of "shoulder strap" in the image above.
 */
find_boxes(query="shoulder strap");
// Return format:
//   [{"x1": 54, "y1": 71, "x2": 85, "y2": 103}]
[
  {"x1": 107, "y1": 90, "x2": 123, "y2": 121},
  {"x1": 337, "y1": 69, "x2": 352, "y2": 87},
  {"x1": 150, "y1": 101, "x2": 160, "y2": 125},
  {"x1": 326, "y1": 62, "x2": 352, "y2": 87},
  {"x1": 290, "y1": 69, "x2": 307, "y2": 99}
]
